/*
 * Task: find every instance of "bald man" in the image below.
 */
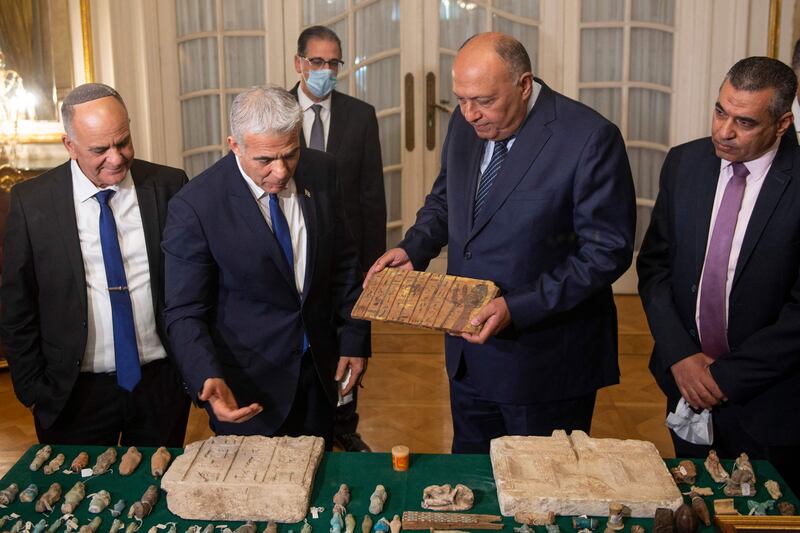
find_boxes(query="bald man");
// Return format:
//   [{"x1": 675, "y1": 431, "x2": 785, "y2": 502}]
[
  {"x1": 368, "y1": 33, "x2": 636, "y2": 453},
  {"x1": 1, "y1": 83, "x2": 190, "y2": 446}
]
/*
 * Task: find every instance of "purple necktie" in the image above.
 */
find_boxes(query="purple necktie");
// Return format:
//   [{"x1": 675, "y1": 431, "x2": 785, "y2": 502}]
[{"x1": 698, "y1": 162, "x2": 749, "y2": 358}]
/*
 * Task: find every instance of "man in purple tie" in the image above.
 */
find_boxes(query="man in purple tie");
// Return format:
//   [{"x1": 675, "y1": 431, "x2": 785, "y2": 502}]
[{"x1": 638, "y1": 57, "x2": 800, "y2": 491}]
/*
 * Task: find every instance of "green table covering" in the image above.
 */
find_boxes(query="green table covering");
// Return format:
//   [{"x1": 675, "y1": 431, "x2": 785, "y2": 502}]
[{"x1": 0, "y1": 445, "x2": 797, "y2": 532}]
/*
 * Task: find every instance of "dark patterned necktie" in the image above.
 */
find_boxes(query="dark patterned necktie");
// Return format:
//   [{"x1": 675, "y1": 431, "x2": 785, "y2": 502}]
[{"x1": 474, "y1": 138, "x2": 510, "y2": 217}]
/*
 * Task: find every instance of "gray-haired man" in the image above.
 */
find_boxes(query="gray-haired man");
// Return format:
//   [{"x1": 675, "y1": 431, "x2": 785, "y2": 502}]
[
  {"x1": 1, "y1": 83, "x2": 190, "y2": 445},
  {"x1": 162, "y1": 85, "x2": 370, "y2": 446}
]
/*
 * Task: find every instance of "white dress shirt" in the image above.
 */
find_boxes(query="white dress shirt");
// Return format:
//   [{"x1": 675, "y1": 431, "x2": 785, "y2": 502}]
[
  {"x1": 298, "y1": 87, "x2": 332, "y2": 150},
  {"x1": 695, "y1": 142, "x2": 779, "y2": 336},
  {"x1": 793, "y1": 96, "x2": 800, "y2": 143},
  {"x1": 71, "y1": 160, "x2": 167, "y2": 373},
  {"x1": 235, "y1": 156, "x2": 308, "y2": 295}
]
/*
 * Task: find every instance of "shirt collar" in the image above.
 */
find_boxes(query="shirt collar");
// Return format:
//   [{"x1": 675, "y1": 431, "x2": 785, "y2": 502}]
[
  {"x1": 720, "y1": 137, "x2": 780, "y2": 180},
  {"x1": 70, "y1": 159, "x2": 132, "y2": 202},
  {"x1": 297, "y1": 85, "x2": 332, "y2": 113},
  {"x1": 234, "y1": 153, "x2": 297, "y2": 200}
]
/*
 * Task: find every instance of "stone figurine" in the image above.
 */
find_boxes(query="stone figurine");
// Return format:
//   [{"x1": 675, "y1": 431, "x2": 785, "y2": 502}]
[
  {"x1": 345, "y1": 514, "x2": 355, "y2": 533},
  {"x1": 372, "y1": 518, "x2": 390, "y2": 533},
  {"x1": 30, "y1": 445, "x2": 53, "y2": 471},
  {"x1": 606, "y1": 503, "x2": 629, "y2": 530},
  {"x1": 110, "y1": 519, "x2": 124, "y2": 533},
  {"x1": 421, "y1": 484, "x2": 474, "y2": 511},
  {"x1": 119, "y1": 447, "x2": 143, "y2": 476},
  {"x1": 111, "y1": 499, "x2": 126, "y2": 517},
  {"x1": 331, "y1": 511, "x2": 344, "y2": 533},
  {"x1": 35, "y1": 482, "x2": 63, "y2": 512},
  {"x1": 690, "y1": 495, "x2": 710, "y2": 527},
  {"x1": 653, "y1": 508, "x2": 674, "y2": 533},
  {"x1": 0, "y1": 482, "x2": 19, "y2": 505},
  {"x1": 234, "y1": 522, "x2": 256, "y2": 533},
  {"x1": 683, "y1": 486, "x2": 713, "y2": 497},
  {"x1": 124, "y1": 521, "x2": 141, "y2": 533},
  {"x1": 333, "y1": 484, "x2": 351, "y2": 507},
  {"x1": 128, "y1": 485, "x2": 158, "y2": 519},
  {"x1": 362, "y1": 514, "x2": 373, "y2": 533},
  {"x1": 70, "y1": 452, "x2": 90, "y2": 473},
  {"x1": 369, "y1": 485, "x2": 387, "y2": 514},
  {"x1": 703, "y1": 450, "x2": 729, "y2": 483},
  {"x1": 43, "y1": 453, "x2": 65, "y2": 475},
  {"x1": 263, "y1": 523, "x2": 277, "y2": 533},
  {"x1": 778, "y1": 501, "x2": 796, "y2": 516},
  {"x1": 20, "y1": 483, "x2": 39, "y2": 502},
  {"x1": 151, "y1": 447, "x2": 172, "y2": 477},
  {"x1": 764, "y1": 480, "x2": 782, "y2": 500},
  {"x1": 47, "y1": 517, "x2": 65, "y2": 533},
  {"x1": 302, "y1": 520, "x2": 313, "y2": 533},
  {"x1": 78, "y1": 517, "x2": 102, "y2": 533},
  {"x1": 9, "y1": 520, "x2": 24, "y2": 533},
  {"x1": 674, "y1": 503, "x2": 698, "y2": 533},
  {"x1": 61, "y1": 481, "x2": 86, "y2": 514},
  {"x1": 670, "y1": 460, "x2": 697, "y2": 485},
  {"x1": 713, "y1": 498, "x2": 739, "y2": 516},
  {"x1": 723, "y1": 465, "x2": 756, "y2": 497},
  {"x1": 92, "y1": 448, "x2": 118, "y2": 475},
  {"x1": 746, "y1": 499, "x2": 774, "y2": 516},
  {"x1": 389, "y1": 515, "x2": 401, "y2": 533},
  {"x1": 88, "y1": 490, "x2": 112, "y2": 513},
  {"x1": 630, "y1": 527, "x2": 645, "y2": 533},
  {"x1": 33, "y1": 519, "x2": 47, "y2": 533}
]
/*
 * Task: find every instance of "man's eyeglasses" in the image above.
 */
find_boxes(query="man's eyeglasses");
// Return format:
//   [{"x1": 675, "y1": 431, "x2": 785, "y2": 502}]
[{"x1": 300, "y1": 56, "x2": 345, "y2": 70}]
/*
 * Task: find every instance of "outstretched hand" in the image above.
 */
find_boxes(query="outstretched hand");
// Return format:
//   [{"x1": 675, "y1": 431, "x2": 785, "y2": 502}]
[
  {"x1": 199, "y1": 377, "x2": 263, "y2": 423},
  {"x1": 364, "y1": 248, "x2": 413, "y2": 288},
  {"x1": 460, "y1": 296, "x2": 511, "y2": 344}
]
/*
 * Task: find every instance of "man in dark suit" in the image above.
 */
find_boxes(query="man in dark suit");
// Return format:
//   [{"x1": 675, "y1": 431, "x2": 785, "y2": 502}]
[
  {"x1": 0, "y1": 83, "x2": 190, "y2": 446},
  {"x1": 163, "y1": 86, "x2": 370, "y2": 445},
  {"x1": 367, "y1": 33, "x2": 636, "y2": 453},
  {"x1": 638, "y1": 56, "x2": 800, "y2": 490},
  {"x1": 289, "y1": 25, "x2": 386, "y2": 452}
]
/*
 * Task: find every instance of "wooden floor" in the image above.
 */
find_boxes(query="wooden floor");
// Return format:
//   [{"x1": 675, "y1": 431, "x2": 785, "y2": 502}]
[{"x1": 0, "y1": 295, "x2": 671, "y2": 476}]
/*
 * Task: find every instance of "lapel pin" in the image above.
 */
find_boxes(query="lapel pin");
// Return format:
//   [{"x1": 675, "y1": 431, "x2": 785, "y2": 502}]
[{"x1": 304, "y1": 189, "x2": 312, "y2": 198}]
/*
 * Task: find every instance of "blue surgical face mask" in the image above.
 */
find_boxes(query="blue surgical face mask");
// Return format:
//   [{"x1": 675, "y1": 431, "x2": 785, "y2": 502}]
[{"x1": 305, "y1": 69, "x2": 337, "y2": 99}]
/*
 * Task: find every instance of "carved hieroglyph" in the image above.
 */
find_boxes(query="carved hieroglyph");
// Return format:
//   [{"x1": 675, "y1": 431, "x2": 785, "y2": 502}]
[
  {"x1": 490, "y1": 431, "x2": 683, "y2": 518},
  {"x1": 161, "y1": 435, "x2": 324, "y2": 522}
]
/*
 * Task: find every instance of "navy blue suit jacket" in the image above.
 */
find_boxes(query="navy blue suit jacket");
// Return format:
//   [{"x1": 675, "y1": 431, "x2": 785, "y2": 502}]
[
  {"x1": 162, "y1": 150, "x2": 370, "y2": 433},
  {"x1": 400, "y1": 80, "x2": 636, "y2": 404},
  {"x1": 638, "y1": 132, "x2": 800, "y2": 446}
]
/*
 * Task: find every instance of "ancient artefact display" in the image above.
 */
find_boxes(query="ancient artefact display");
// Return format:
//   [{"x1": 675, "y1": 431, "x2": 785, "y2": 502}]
[
  {"x1": 88, "y1": 490, "x2": 111, "y2": 513},
  {"x1": 30, "y1": 446, "x2": 52, "y2": 471},
  {"x1": 331, "y1": 511, "x2": 344, "y2": 533},
  {"x1": 630, "y1": 526, "x2": 645, "y2": 533},
  {"x1": 713, "y1": 499, "x2": 739, "y2": 516},
  {"x1": 151, "y1": 447, "x2": 172, "y2": 477},
  {"x1": 369, "y1": 485, "x2": 388, "y2": 514},
  {"x1": 110, "y1": 519, "x2": 124, "y2": 533},
  {"x1": 264, "y1": 523, "x2": 277, "y2": 533},
  {"x1": 333, "y1": 484, "x2": 350, "y2": 514},
  {"x1": 161, "y1": 435, "x2": 325, "y2": 522},
  {"x1": 401, "y1": 512, "x2": 502, "y2": 530},
  {"x1": 684, "y1": 486, "x2": 712, "y2": 497},
  {"x1": 723, "y1": 459, "x2": 756, "y2": 497},
  {"x1": 129, "y1": 485, "x2": 159, "y2": 519},
  {"x1": 119, "y1": 447, "x2": 143, "y2": 476},
  {"x1": 764, "y1": 480, "x2": 782, "y2": 500},
  {"x1": 491, "y1": 431, "x2": 683, "y2": 517},
  {"x1": 352, "y1": 268, "x2": 499, "y2": 334},
  {"x1": 0, "y1": 483, "x2": 19, "y2": 505},
  {"x1": 514, "y1": 511, "x2": 555, "y2": 526},
  {"x1": 111, "y1": 499, "x2": 126, "y2": 517},
  {"x1": 389, "y1": 515, "x2": 401, "y2": 533},
  {"x1": 234, "y1": 522, "x2": 256, "y2": 533},
  {"x1": 35, "y1": 482, "x2": 62, "y2": 513},
  {"x1": 690, "y1": 495, "x2": 710, "y2": 526},
  {"x1": 391, "y1": 446, "x2": 409, "y2": 472},
  {"x1": 669, "y1": 461, "x2": 696, "y2": 485},
  {"x1": 606, "y1": 503, "x2": 628, "y2": 530},
  {"x1": 653, "y1": 508, "x2": 674, "y2": 533},
  {"x1": 92, "y1": 448, "x2": 118, "y2": 475},
  {"x1": 703, "y1": 450, "x2": 728, "y2": 483},
  {"x1": 344, "y1": 514, "x2": 355, "y2": 533},
  {"x1": 301, "y1": 520, "x2": 313, "y2": 533},
  {"x1": 70, "y1": 452, "x2": 90, "y2": 473},
  {"x1": 20, "y1": 483, "x2": 38, "y2": 502},
  {"x1": 361, "y1": 515, "x2": 373, "y2": 533},
  {"x1": 746, "y1": 499, "x2": 774, "y2": 516},
  {"x1": 47, "y1": 517, "x2": 64, "y2": 533},
  {"x1": 778, "y1": 501, "x2": 796, "y2": 516},
  {"x1": 61, "y1": 481, "x2": 86, "y2": 513},
  {"x1": 43, "y1": 453, "x2": 65, "y2": 475},
  {"x1": 421, "y1": 484, "x2": 474, "y2": 511},
  {"x1": 674, "y1": 503, "x2": 698, "y2": 533},
  {"x1": 78, "y1": 516, "x2": 102, "y2": 533},
  {"x1": 571, "y1": 516, "x2": 599, "y2": 530}
]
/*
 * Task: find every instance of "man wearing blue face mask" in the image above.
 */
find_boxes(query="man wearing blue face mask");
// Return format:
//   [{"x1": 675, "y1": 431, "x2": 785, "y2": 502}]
[{"x1": 290, "y1": 26, "x2": 386, "y2": 452}]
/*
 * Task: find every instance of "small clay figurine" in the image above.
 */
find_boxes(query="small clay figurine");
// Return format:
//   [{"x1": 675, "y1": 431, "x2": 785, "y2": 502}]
[
  {"x1": 119, "y1": 447, "x2": 143, "y2": 476},
  {"x1": 150, "y1": 447, "x2": 172, "y2": 477},
  {"x1": 70, "y1": 452, "x2": 90, "y2": 473},
  {"x1": 369, "y1": 485, "x2": 387, "y2": 514},
  {"x1": 36, "y1": 482, "x2": 63, "y2": 513},
  {"x1": 723, "y1": 465, "x2": 756, "y2": 497},
  {"x1": 674, "y1": 503, "x2": 698, "y2": 533},
  {"x1": 331, "y1": 512, "x2": 344, "y2": 533},
  {"x1": 670, "y1": 460, "x2": 697, "y2": 485},
  {"x1": 20, "y1": 482, "x2": 39, "y2": 502},
  {"x1": 362, "y1": 515, "x2": 373, "y2": 533},
  {"x1": 128, "y1": 485, "x2": 158, "y2": 519},
  {"x1": 110, "y1": 519, "x2": 124, "y2": 533},
  {"x1": 389, "y1": 515, "x2": 401, "y2": 533},
  {"x1": 44, "y1": 453, "x2": 66, "y2": 475},
  {"x1": 0, "y1": 516, "x2": 6, "y2": 531},
  {"x1": 630, "y1": 527, "x2": 645, "y2": 533},
  {"x1": 30, "y1": 445, "x2": 53, "y2": 471},
  {"x1": 653, "y1": 508, "x2": 674, "y2": 533},
  {"x1": 48, "y1": 517, "x2": 65, "y2": 533},
  {"x1": 9, "y1": 520, "x2": 24, "y2": 533},
  {"x1": 683, "y1": 486, "x2": 713, "y2": 497},
  {"x1": 33, "y1": 519, "x2": 48, "y2": 533},
  {"x1": 514, "y1": 511, "x2": 555, "y2": 526},
  {"x1": 92, "y1": 448, "x2": 118, "y2": 475},
  {"x1": 691, "y1": 495, "x2": 711, "y2": 527},
  {"x1": 778, "y1": 501, "x2": 797, "y2": 516},
  {"x1": 125, "y1": 521, "x2": 140, "y2": 533},
  {"x1": 606, "y1": 503, "x2": 628, "y2": 531},
  {"x1": 746, "y1": 499, "x2": 774, "y2": 516},
  {"x1": 263, "y1": 523, "x2": 277, "y2": 533},
  {"x1": 734, "y1": 453, "x2": 754, "y2": 476},
  {"x1": 61, "y1": 481, "x2": 86, "y2": 514},
  {"x1": 333, "y1": 484, "x2": 351, "y2": 514},
  {"x1": 78, "y1": 517, "x2": 102, "y2": 533},
  {"x1": 421, "y1": 484, "x2": 474, "y2": 511},
  {"x1": 66, "y1": 516, "x2": 80, "y2": 533},
  {"x1": 302, "y1": 520, "x2": 313, "y2": 533},
  {"x1": 166, "y1": 524, "x2": 178, "y2": 533},
  {"x1": 713, "y1": 498, "x2": 739, "y2": 516},
  {"x1": 372, "y1": 518, "x2": 390, "y2": 533},
  {"x1": 0, "y1": 482, "x2": 19, "y2": 505},
  {"x1": 234, "y1": 522, "x2": 256, "y2": 533},
  {"x1": 571, "y1": 516, "x2": 599, "y2": 530},
  {"x1": 764, "y1": 480, "x2": 782, "y2": 500},
  {"x1": 703, "y1": 449, "x2": 729, "y2": 483},
  {"x1": 345, "y1": 514, "x2": 355, "y2": 533},
  {"x1": 111, "y1": 499, "x2": 126, "y2": 517},
  {"x1": 88, "y1": 490, "x2": 111, "y2": 513}
]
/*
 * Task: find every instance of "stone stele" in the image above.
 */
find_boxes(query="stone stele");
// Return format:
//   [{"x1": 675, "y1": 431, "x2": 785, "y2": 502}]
[
  {"x1": 161, "y1": 435, "x2": 324, "y2": 522},
  {"x1": 490, "y1": 431, "x2": 682, "y2": 518}
]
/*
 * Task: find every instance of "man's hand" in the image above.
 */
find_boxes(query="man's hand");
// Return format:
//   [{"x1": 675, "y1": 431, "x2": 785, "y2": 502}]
[
  {"x1": 461, "y1": 296, "x2": 512, "y2": 345},
  {"x1": 670, "y1": 353, "x2": 726, "y2": 410},
  {"x1": 335, "y1": 356, "x2": 368, "y2": 396},
  {"x1": 199, "y1": 378, "x2": 263, "y2": 423},
  {"x1": 364, "y1": 248, "x2": 413, "y2": 288}
]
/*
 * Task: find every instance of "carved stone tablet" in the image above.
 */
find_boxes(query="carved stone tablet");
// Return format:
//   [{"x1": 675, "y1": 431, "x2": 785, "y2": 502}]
[
  {"x1": 161, "y1": 435, "x2": 324, "y2": 522},
  {"x1": 490, "y1": 431, "x2": 683, "y2": 518},
  {"x1": 352, "y1": 268, "x2": 499, "y2": 334}
]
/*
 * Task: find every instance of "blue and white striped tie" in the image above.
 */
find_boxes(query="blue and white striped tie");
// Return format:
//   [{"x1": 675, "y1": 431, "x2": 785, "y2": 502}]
[{"x1": 474, "y1": 138, "x2": 510, "y2": 217}]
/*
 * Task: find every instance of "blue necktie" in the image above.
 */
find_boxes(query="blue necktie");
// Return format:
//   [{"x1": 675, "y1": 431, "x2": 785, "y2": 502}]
[
  {"x1": 474, "y1": 138, "x2": 511, "y2": 217},
  {"x1": 94, "y1": 190, "x2": 141, "y2": 391},
  {"x1": 268, "y1": 193, "x2": 309, "y2": 353}
]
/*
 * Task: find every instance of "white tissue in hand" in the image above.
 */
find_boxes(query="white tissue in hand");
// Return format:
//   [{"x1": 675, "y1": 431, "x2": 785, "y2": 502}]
[{"x1": 665, "y1": 398, "x2": 713, "y2": 445}]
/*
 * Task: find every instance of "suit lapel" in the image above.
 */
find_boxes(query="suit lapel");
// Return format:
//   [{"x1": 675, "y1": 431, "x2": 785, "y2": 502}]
[
  {"x1": 692, "y1": 148, "x2": 721, "y2": 281},
  {"x1": 50, "y1": 162, "x2": 88, "y2": 313},
  {"x1": 325, "y1": 92, "x2": 346, "y2": 155},
  {"x1": 463, "y1": 134, "x2": 485, "y2": 230},
  {"x1": 131, "y1": 161, "x2": 161, "y2": 308},
  {"x1": 294, "y1": 162, "x2": 317, "y2": 304}
]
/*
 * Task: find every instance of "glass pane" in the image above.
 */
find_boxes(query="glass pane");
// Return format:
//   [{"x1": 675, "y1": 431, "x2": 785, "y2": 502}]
[
  {"x1": 492, "y1": 16, "x2": 538, "y2": 74},
  {"x1": 439, "y1": 53, "x2": 454, "y2": 105},
  {"x1": 355, "y1": 0, "x2": 400, "y2": 62},
  {"x1": 225, "y1": 92, "x2": 237, "y2": 134},
  {"x1": 580, "y1": 0, "x2": 624, "y2": 21},
  {"x1": 386, "y1": 226, "x2": 403, "y2": 250},
  {"x1": 178, "y1": 38, "x2": 219, "y2": 93},
  {"x1": 378, "y1": 113, "x2": 401, "y2": 167},
  {"x1": 354, "y1": 56, "x2": 400, "y2": 112},
  {"x1": 181, "y1": 95, "x2": 221, "y2": 151},
  {"x1": 628, "y1": 88, "x2": 670, "y2": 145},
  {"x1": 176, "y1": 0, "x2": 215, "y2": 36},
  {"x1": 580, "y1": 28, "x2": 622, "y2": 82},
  {"x1": 184, "y1": 150, "x2": 222, "y2": 179},
  {"x1": 336, "y1": 74, "x2": 350, "y2": 96},
  {"x1": 635, "y1": 204, "x2": 652, "y2": 251},
  {"x1": 579, "y1": 88, "x2": 621, "y2": 126},
  {"x1": 302, "y1": 0, "x2": 346, "y2": 25},
  {"x1": 224, "y1": 37, "x2": 266, "y2": 88},
  {"x1": 632, "y1": 0, "x2": 675, "y2": 25},
  {"x1": 331, "y1": 18, "x2": 349, "y2": 67},
  {"x1": 493, "y1": 0, "x2": 539, "y2": 19},
  {"x1": 223, "y1": 0, "x2": 264, "y2": 30},
  {"x1": 439, "y1": 1, "x2": 487, "y2": 50},
  {"x1": 384, "y1": 169, "x2": 402, "y2": 221},
  {"x1": 630, "y1": 29, "x2": 673, "y2": 86},
  {"x1": 627, "y1": 147, "x2": 666, "y2": 201}
]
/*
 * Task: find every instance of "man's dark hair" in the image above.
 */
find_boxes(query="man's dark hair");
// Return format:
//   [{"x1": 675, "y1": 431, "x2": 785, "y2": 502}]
[
  {"x1": 297, "y1": 25, "x2": 342, "y2": 56},
  {"x1": 792, "y1": 38, "x2": 800, "y2": 72},
  {"x1": 724, "y1": 56, "x2": 797, "y2": 120},
  {"x1": 61, "y1": 83, "x2": 126, "y2": 136},
  {"x1": 460, "y1": 33, "x2": 531, "y2": 82}
]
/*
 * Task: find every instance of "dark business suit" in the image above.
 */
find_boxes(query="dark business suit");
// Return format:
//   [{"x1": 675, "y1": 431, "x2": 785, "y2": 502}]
[
  {"x1": 162, "y1": 150, "x2": 370, "y2": 439},
  {"x1": 637, "y1": 132, "x2": 800, "y2": 489},
  {"x1": 399, "y1": 80, "x2": 636, "y2": 452},
  {"x1": 0, "y1": 159, "x2": 190, "y2": 445}
]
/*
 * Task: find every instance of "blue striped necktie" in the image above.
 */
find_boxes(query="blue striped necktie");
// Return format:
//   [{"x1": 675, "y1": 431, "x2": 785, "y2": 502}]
[
  {"x1": 474, "y1": 137, "x2": 511, "y2": 217},
  {"x1": 94, "y1": 189, "x2": 141, "y2": 391}
]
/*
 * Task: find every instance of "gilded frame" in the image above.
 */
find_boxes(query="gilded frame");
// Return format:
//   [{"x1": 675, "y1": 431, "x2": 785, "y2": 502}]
[{"x1": 715, "y1": 515, "x2": 800, "y2": 532}]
